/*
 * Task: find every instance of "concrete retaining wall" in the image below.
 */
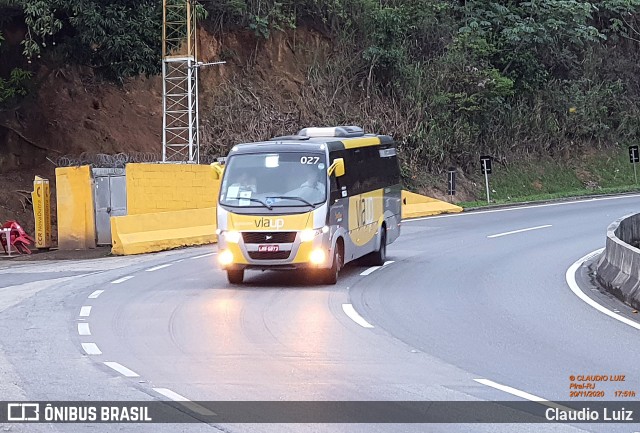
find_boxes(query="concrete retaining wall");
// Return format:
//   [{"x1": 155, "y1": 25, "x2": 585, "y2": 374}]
[
  {"x1": 126, "y1": 163, "x2": 220, "y2": 215},
  {"x1": 109, "y1": 163, "x2": 221, "y2": 255},
  {"x1": 596, "y1": 213, "x2": 640, "y2": 309}
]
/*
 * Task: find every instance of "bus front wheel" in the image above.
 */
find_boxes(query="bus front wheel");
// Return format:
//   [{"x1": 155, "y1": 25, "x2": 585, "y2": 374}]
[
  {"x1": 369, "y1": 228, "x2": 387, "y2": 266},
  {"x1": 324, "y1": 246, "x2": 342, "y2": 285},
  {"x1": 227, "y1": 269, "x2": 244, "y2": 284}
]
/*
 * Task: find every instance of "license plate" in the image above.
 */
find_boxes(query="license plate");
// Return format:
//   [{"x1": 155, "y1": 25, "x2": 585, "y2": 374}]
[{"x1": 258, "y1": 245, "x2": 279, "y2": 252}]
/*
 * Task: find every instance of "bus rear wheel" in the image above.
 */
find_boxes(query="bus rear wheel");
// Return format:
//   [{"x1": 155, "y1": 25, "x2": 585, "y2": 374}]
[{"x1": 227, "y1": 269, "x2": 244, "y2": 284}]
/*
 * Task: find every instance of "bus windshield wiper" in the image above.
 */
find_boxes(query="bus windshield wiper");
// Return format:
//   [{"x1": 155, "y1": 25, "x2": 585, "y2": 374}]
[
  {"x1": 228, "y1": 197, "x2": 272, "y2": 210},
  {"x1": 267, "y1": 196, "x2": 316, "y2": 208}
]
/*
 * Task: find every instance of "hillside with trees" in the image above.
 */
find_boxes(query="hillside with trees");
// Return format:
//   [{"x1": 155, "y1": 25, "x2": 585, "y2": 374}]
[{"x1": 1, "y1": 0, "x2": 640, "y2": 202}]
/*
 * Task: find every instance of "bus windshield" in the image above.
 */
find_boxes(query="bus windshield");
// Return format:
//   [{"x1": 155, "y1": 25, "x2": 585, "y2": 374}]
[{"x1": 219, "y1": 152, "x2": 327, "y2": 208}]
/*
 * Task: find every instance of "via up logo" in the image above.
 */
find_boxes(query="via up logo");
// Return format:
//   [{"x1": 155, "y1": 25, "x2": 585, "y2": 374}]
[{"x1": 254, "y1": 217, "x2": 285, "y2": 229}]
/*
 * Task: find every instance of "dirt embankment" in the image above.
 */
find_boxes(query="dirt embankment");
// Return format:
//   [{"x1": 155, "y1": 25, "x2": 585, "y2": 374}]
[{"x1": 0, "y1": 27, "x2": 335, "y2": 239}]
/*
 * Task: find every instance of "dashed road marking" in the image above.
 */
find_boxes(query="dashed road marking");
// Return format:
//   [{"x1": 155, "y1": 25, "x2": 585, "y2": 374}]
[
  {"x1": 77, "y1": 323, "x2": 91, "y2": 336},
  {"x1": 190, "y1": 252, "x2": 217, "y2": 260},
  {"x1": 342, "y1": 304, "x2": 374, "y2": 328},
  {"x1": 146, "y1": 264, "x2": 172, "y2": 272},
  {"x1": 111, "y1": 276, "x2": 134, "y2": 284},
  {"x1": 383, "y1": 260, "x2": 394, "y2": 266},
  {"x1": 88, "y1": 290, "x2": 104, "y2": 299},
  {"x1": 81, "y1": 343, "x2": 102, "y2": 355},
  {"x1": 153, "y1": 388, "x2": 216, "y2": 416},
  {"x1": 360, "y1": 266, "x2": 380, "y2": 276},
  {"x1": 487, "y1": 224, "x2": 552, "y2": 239},
  {"x1": 79, "y1": 306, "x2": 92, "y2": 317},
  {"x1": 104, "y1": 362, "x2": 139, "y2": 377}
]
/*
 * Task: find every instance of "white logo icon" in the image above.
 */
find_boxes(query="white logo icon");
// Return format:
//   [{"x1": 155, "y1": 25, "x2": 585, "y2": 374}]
[{"x1": 7, "y1": 403, "x2": 40, "y2": 421}]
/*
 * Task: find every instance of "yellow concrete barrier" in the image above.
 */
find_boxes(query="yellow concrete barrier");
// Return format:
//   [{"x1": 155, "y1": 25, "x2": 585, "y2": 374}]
[
  {"x1": 401, "y1": 190, "x2": 463, "y2": 219},
  {"x1": 126, "y1": 163, "x2": 220, "y2": 215},
  {"x1": 55, "y1": 166, "x2": 96, "y2": 250},
  {"x1": 111, "y1": 207, "x2": 217, "y2": 255}
]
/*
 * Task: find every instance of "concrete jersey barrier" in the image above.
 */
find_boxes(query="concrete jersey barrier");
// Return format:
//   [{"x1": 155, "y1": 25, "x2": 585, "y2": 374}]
[
  {"x1": 596, "y1": 213, "x2": 640, "y2": 309},
  {"x1": 401, "y1": 190, "x2": 463, "y2": 219}
]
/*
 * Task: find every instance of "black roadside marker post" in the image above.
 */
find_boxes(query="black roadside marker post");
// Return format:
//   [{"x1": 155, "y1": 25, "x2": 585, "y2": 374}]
[
  {"x1": 629, "y1": 145, "x2": 639, "y2": 185},
  {"x1": 480, "y1": 156, "x2": 492, "y2": 204},
  {"x1": 447, "y1": 167, "x2": 456, "y2": 201}
]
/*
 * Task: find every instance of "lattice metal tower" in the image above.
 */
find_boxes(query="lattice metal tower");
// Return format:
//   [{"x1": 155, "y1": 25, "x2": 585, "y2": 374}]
[{"x1": 162, "y1": 0, "x2": 199, "y2": 163}]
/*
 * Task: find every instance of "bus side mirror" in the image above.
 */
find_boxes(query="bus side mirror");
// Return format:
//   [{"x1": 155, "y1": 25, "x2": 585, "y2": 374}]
[
  {"x1": 211, "y1": 162, "x2": 224, "y2": 180},
  {"x1": 328, "y1": 158, "x2": 345, "y2": 177}
]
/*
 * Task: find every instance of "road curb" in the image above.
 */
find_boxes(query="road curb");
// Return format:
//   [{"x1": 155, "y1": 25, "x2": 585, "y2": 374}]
[{"x1": 595, "y1": 213, "x2": 640, "y2": 310}]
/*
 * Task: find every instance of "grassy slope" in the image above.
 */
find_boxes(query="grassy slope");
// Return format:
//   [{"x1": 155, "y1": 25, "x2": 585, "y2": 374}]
[{"x1": 458, "y1": 145, "x2": 640, "y2": 207}]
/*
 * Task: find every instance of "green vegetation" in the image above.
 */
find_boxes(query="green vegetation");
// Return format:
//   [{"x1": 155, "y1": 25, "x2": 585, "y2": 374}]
[
  {"x1": 459, "y1": 146, "x2": 640, "y2": 207},
  {"x1": 1, "y1": 0, "x2": 640, "y2": 200},
  {"x1": 204, "y1": 0, "x2": 640, "y2": 187},
  {"x1": 0, "y1": 0, "x2": 163, "y2": 96}
]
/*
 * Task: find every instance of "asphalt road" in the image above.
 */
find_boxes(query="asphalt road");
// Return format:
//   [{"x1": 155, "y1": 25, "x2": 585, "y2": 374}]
[{"x1": 2, "y1": 194, "x2": 640, "y2": 432}]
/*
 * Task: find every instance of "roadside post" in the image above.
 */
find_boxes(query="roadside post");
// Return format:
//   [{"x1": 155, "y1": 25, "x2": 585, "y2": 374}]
[
  {"x1": 629, "y1": 145, "x2": 639, "y2": 185},
  {"x1": 31, "y1": 176, "x2": 52, "y2": 249},
  {"x1": 480, "y1": 156, "x2": 492, "y2": 204},
  {"x1": 447, "y1": 167, "x2": 456, "y2": 201}
]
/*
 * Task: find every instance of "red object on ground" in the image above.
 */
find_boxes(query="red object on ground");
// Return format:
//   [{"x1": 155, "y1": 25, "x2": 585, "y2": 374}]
[{"x1": 1, "y1": 220, "x2": 35, "y2": 254}]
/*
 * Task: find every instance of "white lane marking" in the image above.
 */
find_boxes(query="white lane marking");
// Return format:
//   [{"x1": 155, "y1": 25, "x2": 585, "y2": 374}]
[
  {"x1": 146, "y1": 264, "x2": 172, "y2": 272},
  {"x1": 111, "y1": 276, "x2": 134, "y2": 284},
  {"x1": 474, "y1": 379, "x2": 571, "y2": 411},
  {"x1": 104, "y1": 362, "x2": 139, "y2": 377},
  {"x1": 81, "y1": 343, "x2": 102, "y2": 355},
  {"x1": 77, "y1": 323, "x2": 91, "y2": 336},
  {"x1": 153, "y1": 388, "x2": 216, "y2": 416},
  {"x1": 88, "y1": 290, "x2": 104, "y2": 299},
  {"x1": 153, "y1": 388, "x2": 189, "y2": 401},
  {"x1": 360, "y1": 266, "x2": 380, "y2": 276},
  {"x1": 190, "y1": 252, "x2": 217, "y2": 259},
  {"x1": 79, "y1": 306, "x2": 92, "y2": 317},
  {"x1": 383, "y1": 260, "x2": 395, "y2": 266},
  {"x1": 342, "y1": 304, "x2": 374, "y2": 328},
  {"x1": 404, "y1": 193, "x2": 640, "y2": 222},
  {"x1": 487, "y1": 224, "x2": 552, "y2": 239},
  {"x1": 566, "y1": 248, "x2": 640, "y2": 331}
]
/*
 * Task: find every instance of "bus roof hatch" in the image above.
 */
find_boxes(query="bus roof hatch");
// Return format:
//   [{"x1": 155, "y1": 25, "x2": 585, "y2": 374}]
[{"x1": 298, "y1": 126, "x2": 364, "y2": 138}]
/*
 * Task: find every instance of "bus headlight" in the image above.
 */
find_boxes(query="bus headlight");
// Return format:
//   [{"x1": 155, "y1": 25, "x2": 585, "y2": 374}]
[
  {"x1": 224, "y1": 231, "x2": 241, "y2": 243},
  {"x1": 301, "y1": 227, "x2": 328, "y2": 242},
  {"x1": 300, "y1": 229, "x2": 317, "y2": 242},
  {"x1": 218, "y1": 249, "x2": 234, "y2": 266},
  {"x1": 310, "y1": 249, "x2": 325, "y2": 265}
]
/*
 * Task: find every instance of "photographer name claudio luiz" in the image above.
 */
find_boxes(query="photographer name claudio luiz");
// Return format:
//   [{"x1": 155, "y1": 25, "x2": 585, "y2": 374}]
[{"x1": 546, "y1": 407, "x2": 634, "y2": 422}]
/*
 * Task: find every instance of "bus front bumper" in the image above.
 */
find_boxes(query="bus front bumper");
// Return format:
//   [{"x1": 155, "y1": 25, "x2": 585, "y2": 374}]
[{"x1": 217, "y1": 237, "x2": 332, "y2": 271}]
